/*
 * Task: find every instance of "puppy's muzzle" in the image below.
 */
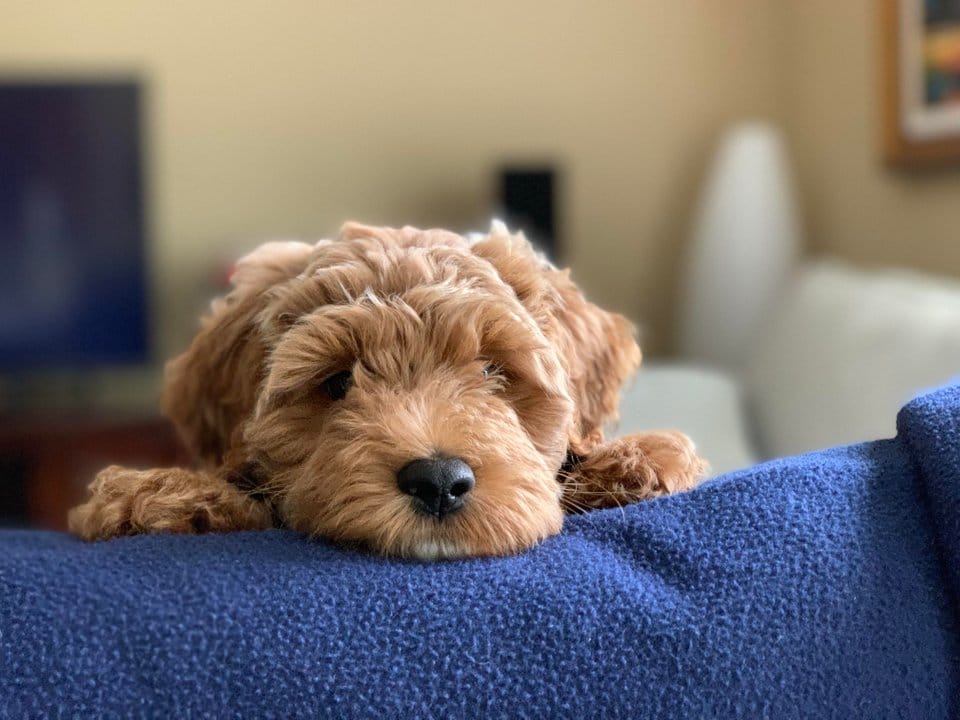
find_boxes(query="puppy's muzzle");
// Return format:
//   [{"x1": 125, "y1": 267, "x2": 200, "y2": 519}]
[{"x1": 396, "y1": 457, "x2": 474, "y2": 520}]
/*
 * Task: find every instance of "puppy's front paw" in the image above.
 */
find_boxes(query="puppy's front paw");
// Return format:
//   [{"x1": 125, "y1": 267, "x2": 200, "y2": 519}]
[
  {"x1": 561, "y1": 431, "x2": 707, "y2": 511},
  {"x1": 68, "y1": 465, "x2": 150, "y2": 540},
  {"x1": 629, "y1": 430, "x2": 708, "y2": 495},
  {"x1": 68, "y1": 466, "x2": 273, "y2": 541}
]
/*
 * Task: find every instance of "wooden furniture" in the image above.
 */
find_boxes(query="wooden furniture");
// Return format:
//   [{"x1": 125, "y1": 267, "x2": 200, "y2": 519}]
[{"x1": 0, "y1": 415, "x2": 190, "y2": 530}]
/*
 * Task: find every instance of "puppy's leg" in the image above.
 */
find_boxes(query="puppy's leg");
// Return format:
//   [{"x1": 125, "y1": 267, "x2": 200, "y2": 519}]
[
  {"x1": 68, "y1": 466, "x2": 273, "y2": 541},
  {"x1": 561, "y1": 431, "x2": 707, "y2": 512}
]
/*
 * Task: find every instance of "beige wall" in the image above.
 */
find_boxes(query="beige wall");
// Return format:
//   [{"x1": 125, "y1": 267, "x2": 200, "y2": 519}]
[
  {"x1": 4, "y1": 1, "x2": 958, "y2": 383},
  {"x1": 1, "y1": 0, "x2": 782, "y2": 370},
  {"x1": 783, "y1": 0, "x2": 960, "y2": 276}
]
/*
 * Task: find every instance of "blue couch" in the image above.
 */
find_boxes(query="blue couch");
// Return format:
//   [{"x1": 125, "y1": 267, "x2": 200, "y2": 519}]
[{"x1": 2, "y1": 384, "x2": 958, "y2": 719}]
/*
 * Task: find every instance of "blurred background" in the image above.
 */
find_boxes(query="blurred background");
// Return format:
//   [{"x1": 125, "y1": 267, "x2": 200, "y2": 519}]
[{"x1": 2, "y1": 1, "x2": 959, "y2": 529}]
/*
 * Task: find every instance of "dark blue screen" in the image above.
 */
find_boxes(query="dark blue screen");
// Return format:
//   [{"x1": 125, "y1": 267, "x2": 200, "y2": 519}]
[{"x1": 0, "y1": 81, "x2": 147, "y2": 368}]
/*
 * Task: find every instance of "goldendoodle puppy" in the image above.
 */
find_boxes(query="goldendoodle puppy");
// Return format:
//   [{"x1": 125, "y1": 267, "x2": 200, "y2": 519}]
[{"x1": 69, "y1": 222, "x2": 706, "y2": 559}]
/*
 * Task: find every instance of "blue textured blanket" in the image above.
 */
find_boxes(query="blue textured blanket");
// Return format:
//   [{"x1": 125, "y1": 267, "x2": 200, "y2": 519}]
[{"x1": 2, "y1": 385, "x2": 959, "y2": 719}]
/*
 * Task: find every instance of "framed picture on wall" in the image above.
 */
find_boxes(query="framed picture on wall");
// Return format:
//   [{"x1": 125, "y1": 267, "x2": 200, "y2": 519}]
[{"x1": 881, "y1": 0, "x2": 960, "y2": 165}]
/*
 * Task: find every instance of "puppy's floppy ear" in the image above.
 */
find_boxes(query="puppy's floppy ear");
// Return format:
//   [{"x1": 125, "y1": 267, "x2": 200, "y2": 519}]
[
  {"x1": 470, "y1": 224, "x2": 641, "y2": 457},
  {"x1": 162, "y1": 241, "x2": 315, "y2": 466},
  {"x1": 561, "y1": 306, "x2": 640, "y2": 456}
]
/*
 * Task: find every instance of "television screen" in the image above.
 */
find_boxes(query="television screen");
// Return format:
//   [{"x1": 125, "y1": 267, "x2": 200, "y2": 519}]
[{"x1": 0, "y1": 80, "x2": 147, "y2": 368}]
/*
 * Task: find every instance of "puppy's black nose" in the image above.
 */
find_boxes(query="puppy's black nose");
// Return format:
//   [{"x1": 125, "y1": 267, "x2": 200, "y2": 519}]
[{"x1": 396, "y1": 457, "x2": 475, "y2": 520}]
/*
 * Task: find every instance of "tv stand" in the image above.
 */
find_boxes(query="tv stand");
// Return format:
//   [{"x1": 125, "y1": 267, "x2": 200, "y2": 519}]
[{"x1": 0, "y1": 414, "x2": 190, "y2": 530}]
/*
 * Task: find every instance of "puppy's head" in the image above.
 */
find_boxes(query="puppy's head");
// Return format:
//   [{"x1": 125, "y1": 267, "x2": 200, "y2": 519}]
[{"x1": 167, "y1": 223, "x2": 583, "y2": 559}]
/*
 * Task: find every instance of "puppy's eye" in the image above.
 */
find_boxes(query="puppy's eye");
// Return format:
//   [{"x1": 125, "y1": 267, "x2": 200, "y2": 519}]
[
  {"x1": 322, "y1": 370, "x2": 353, "y2": 401},
  {"x1": 482, "y1": 363, "x2": 503, "y2": 379}
]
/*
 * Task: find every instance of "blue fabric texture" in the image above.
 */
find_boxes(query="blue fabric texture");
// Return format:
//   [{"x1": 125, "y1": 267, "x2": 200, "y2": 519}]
[{"x1": 2, "y1": 385, "x2": 960, "y2": 719}]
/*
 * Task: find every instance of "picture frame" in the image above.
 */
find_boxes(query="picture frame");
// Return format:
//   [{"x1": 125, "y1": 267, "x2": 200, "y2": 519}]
[{"x1": 881, "y1": 0, "x2": 960, "y2": 165}]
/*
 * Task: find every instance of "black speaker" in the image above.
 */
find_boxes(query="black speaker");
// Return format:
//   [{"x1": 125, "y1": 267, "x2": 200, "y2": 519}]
[{"x1": 498, "y1": 167, "x2": 559, "y2": 259}]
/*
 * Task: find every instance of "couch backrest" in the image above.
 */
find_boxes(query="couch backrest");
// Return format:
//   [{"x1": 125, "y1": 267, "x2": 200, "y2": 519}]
[{"x1": 745, "y1": 260, "x2": 960, "y2": 459}]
